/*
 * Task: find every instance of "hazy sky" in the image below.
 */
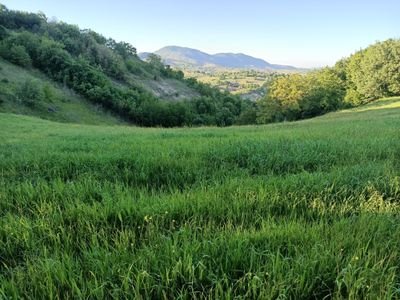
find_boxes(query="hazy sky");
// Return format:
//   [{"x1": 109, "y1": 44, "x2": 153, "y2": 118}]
[{"x1": 1, "y1": 0, "x2": 399, "y2": 68}]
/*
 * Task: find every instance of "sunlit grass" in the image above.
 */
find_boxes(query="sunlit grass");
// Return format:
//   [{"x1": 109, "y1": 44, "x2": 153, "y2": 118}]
[{"x1": 0, "y1": 97, "x2": 399, "y2": 298}]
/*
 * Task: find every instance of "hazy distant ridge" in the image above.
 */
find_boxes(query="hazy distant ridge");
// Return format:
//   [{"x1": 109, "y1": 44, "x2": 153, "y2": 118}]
[{"x1": 139, "y1": 46, "x2": 298, "y2": 71}]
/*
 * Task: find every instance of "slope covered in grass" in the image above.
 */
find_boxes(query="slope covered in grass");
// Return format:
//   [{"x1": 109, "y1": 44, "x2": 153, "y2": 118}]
[
  {"x1": 0, "y1": 97, "x2": 399, "y2": 298},
  {"x1": 0, "y1": 59, "x2": 124, "y2": 125}
]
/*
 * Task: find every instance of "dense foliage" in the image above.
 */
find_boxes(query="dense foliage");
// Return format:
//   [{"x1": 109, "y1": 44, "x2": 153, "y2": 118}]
[
  {"x1": 257, "y1": 39, "x2": 400, "y2": 123},
  {"x1": 1, "y1": 5, "x2": 398, "y2": 126},
  {"x1": 0, "y1": 5, "x2": 253, "y2": 126},
  {"x1": 340, "y1": 39, "x2": 400, "y2": 105}
]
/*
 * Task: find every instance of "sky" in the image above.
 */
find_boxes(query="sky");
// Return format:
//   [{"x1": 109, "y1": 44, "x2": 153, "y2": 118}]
[{"x1": 1, "y1": 0, "x2": 399, "y2": 68}]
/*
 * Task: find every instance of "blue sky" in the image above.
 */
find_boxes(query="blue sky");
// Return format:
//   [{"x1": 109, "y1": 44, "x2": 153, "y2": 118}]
[{"x1": 1, "y1": 0, "x2": 399, "y2": 68}]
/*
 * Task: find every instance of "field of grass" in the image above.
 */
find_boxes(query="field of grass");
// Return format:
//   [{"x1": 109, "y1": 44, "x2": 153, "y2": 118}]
[{"x1": 0, "y1": 97, "x2": 399, "y2": 299}]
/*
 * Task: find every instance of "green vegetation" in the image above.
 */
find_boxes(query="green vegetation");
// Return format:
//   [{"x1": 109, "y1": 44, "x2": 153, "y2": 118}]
[
  {"x1": 182, "y1": 69, "x2": 276, "y2": 98},
  {"x1": 1, "y1": 97, "x2": 399, "y2": 298},
  {"x1": 257, "y1": 69, "x2": 345, "y2": 122},
  {"x1": 341, "y1": 39, "x2": 400, "y2": 104},
  {"x1": 1, "y1": 2, "x2": 399, "y2": 299},
  {"x1": 0, "y1": 58, "x2": 124, "y2": 125},
  {"x1": 1, "y1": 5, "x2": 398, "y2": 127},
  {"x1": 0, "y1": 5, "x2": 254, "y2": 127},
  {"x1": 257, "y1": 39, "x2": 400, "y2": 123}
]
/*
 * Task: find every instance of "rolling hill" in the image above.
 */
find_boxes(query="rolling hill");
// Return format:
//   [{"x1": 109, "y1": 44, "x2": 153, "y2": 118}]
[{"x1": 139, "y1": 46, "x2": 299, "y2": 71}]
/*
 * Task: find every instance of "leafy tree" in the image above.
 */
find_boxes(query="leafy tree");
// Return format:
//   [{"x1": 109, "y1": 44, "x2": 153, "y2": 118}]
[
  {"x1": 345, "y1": 39, "x2": 400, "y2": 105},
  {"x1": 0, "y1": 44, "x2": 31, "y2": 67},
  {"x1": 216, "y1": 107, "x2": 234, "y2": 126},
  {"x1": 257, "y1": 69, "x2": 345, "y2": 123},
  {"x1": 146, "y1": 54, "x2": 164, "y2": 70},
  {"x1": 235, "y1": 106, "x2": 257, "y2": 125},
  {"x1": 257, "y1": 97, "x2": 283, "y2": 123},
  {"x1": 0, "y1": 25, "x2": 8, "y2": 39},
  {"x1": 301, "y1": 68, "x2": 345, "y2": 117}
]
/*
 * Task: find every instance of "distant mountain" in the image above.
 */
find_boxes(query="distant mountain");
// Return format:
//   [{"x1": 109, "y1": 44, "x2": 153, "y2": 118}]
[{"x1": 139, "y1": 46, "x2": 299, "y2": 71}]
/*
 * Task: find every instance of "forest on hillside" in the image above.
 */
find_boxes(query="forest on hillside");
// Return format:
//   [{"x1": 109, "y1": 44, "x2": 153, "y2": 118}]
[
  {"x1": 0, "y1": 4, "x2": 256, "y2": 127},
  {"x1": 0, "y1": 4, "x2": 399, "y2": 126}
]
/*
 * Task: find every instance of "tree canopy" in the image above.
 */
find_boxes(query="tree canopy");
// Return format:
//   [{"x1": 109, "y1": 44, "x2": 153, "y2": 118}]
[{"x1": 257, "y1": 39, "x2": 400, "y2": 123}]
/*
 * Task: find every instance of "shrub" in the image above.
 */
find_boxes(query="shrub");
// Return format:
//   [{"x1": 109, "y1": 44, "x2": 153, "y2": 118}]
[
  {"x1": 16, "y1": 79, "x2": 44, "y2": 107},
  {"x1": 42, "y1": 83, "x2": 57, "y2": 102}
]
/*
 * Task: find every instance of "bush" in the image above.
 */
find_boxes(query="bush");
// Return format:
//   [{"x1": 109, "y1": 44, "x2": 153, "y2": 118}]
[
  {"x1": 42, "y1": 83, "x2": 57, "y2": 102},
  {"x1": 16, "y1": 79, "x2": 44, "y2": 107}
]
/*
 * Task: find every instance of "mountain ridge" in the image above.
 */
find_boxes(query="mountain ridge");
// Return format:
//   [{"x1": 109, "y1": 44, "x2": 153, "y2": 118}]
[{"x1": 139, "y1": 46, "x2": 299, "y2": 71}]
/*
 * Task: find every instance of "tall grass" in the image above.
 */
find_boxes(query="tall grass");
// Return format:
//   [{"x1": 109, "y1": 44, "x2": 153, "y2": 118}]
[{"x1": 0, "y1": 97, "x2": 400, "y2": 299}]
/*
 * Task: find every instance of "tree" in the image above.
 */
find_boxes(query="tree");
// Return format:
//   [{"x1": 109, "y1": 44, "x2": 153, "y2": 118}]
[
  {"x1": 0, "y1": 44, "x2": 31, "y2": 67},
  {"x1": 0, "y1": 25, "x2": 8, "y2": 39},
  {"x1": 146, "y1": 54, "x2": 164, "y2": 69},
  {"x1": 235, "y1": 106, "x2": 257, "y2": 125},
  {"x1": 345, "y1": 39, "x2": 400, "y2": 104},
  {"x1": 257, "y1": 69, "x2": 345, "y2": 123}
]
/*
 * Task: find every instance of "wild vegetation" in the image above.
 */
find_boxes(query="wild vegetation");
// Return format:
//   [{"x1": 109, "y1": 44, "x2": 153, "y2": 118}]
[
  {"x1": 1, "y1": 97, "x2": 399, "y2": 298},
  {"x1": 257, "y1": 39, "x2": 400, "y2": 122},
  {"x1": 0, "y1": 58, "x2": 124, "y2": 125},
  {"x1": 1, "y1": 5, "x2": 399, "y2": 128},
  {"x1": 0, "y1": 4, "x2": 255, "y2": 127},
  {"x1": 1, "y1": 2, "x2": 400, "y2": 299},
  {"x1": 181, "y1": 69, "x2": 276, "y2": 97}
]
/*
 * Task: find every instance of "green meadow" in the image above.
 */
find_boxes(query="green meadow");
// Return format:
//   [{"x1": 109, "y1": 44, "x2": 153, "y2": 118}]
[{"x1": 1, "y1": 97, "x2": 400, "y2": 299}]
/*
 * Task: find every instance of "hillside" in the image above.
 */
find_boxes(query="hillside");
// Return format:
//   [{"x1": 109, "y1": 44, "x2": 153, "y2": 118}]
[
  {"x1": 1, "y1": 97, "x2": 399, "y2": 298},
  {"x1": 0, "y1": 5, "x2": 254, "y2": 127},
  {"x1": 1, "y1": 6, "x2": 398, "y2": 127},
  {"x1": 140, "y1": 46, "x2": 298, "y2": 71},
  {"x1": 0, "y1": 58, "x2": 125, "y2": 125}
]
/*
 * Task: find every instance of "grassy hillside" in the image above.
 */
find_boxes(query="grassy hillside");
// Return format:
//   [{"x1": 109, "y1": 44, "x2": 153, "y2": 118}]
[
  {"x1": 1, "y1": 97, "x2": 399, "y2": 298},
  {"x1": 0, "y1": 5, "x2": 255, "y2": 127},
  {"x1": 0, "y1": 59, "x2": 124, "y2": 125}
]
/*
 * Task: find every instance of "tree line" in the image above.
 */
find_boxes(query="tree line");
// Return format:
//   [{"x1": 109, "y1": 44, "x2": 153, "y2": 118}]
[{"x1": 257, "y1": 39, "x2": 400, "y2": 123}]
